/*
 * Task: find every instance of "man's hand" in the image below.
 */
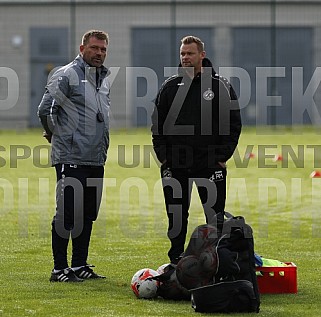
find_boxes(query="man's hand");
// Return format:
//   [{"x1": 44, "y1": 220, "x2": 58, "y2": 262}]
[{"x1": 43, "y1": 131, "x2": 52, "y2": 143}]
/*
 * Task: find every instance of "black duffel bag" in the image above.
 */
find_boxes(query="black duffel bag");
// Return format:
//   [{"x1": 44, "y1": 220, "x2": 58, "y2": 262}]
[{"x1": 191, "y1": 280, "x2": 259, "y2": 313}]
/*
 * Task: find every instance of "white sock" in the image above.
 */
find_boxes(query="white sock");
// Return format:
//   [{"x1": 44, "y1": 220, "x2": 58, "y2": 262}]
[
  {"x1": 54, "y1": 267, "x2": 69, "y2": 273},
  {"x1": 71, "y1": 266, "x2": 84, "y2": 271}
]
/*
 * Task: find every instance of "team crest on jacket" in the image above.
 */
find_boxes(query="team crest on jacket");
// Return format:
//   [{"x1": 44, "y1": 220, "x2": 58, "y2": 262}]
[{"x1": 203, "y1": 88, "x2": 214, "y2": 100}]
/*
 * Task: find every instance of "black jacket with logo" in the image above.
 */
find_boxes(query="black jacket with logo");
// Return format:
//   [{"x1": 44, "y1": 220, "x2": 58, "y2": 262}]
[{"x1": 151, "y1": 58, "x2": 242, "y2": 169}]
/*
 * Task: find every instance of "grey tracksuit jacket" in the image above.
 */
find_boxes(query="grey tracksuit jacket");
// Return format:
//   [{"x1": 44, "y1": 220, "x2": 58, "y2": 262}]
[{"x1": 38, "y1": 55, "x2": 111, "y2": 166}]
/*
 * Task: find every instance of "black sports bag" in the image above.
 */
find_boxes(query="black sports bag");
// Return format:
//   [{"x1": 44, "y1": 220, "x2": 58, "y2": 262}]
[{"x1": 191, "y1": 280, "x2": 259, "y2": 313}]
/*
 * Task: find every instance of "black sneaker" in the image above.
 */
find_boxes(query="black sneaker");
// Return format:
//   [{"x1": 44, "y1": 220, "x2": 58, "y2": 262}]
[
  {"x1": 50, "y1": 268, "x2": 84, "y2": 282},
  {"x1": 73, "y1": 265, "x2": 106, "y2": 279}
]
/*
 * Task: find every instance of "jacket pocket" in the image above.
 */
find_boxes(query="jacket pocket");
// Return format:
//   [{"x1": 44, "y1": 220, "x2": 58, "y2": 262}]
[{"x1": 53, "y1": 134, "x2": 73, "y2": 155}]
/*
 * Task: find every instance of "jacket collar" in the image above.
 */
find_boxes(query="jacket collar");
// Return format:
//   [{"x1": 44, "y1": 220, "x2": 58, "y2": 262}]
[
  {"x1": 74, "y1": 54, "x2": 110, "y2": 78},
  {"x1": 178, "y1": 57, "x2": 217, "y2": 77}
]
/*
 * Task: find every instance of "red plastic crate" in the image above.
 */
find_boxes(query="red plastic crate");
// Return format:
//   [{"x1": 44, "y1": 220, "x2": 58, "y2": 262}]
[{"x1": 256, "y1": 262, "x2": 297, "y2": 294}]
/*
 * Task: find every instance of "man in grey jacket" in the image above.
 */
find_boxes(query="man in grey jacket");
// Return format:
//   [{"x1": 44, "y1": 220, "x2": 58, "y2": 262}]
[{"x1": 38, "y1": 30, "x2": 110, "y2": 282}]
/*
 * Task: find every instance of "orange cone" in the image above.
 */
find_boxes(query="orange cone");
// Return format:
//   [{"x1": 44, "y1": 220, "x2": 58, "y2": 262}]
[
  {"x1": 245, "y1": 152, "x2": 255, "y2": 159},
  {"x1": 273, "y1": 154, "x2": 283, "y2": 162},
  {"x1": 310, "y1": 170, "x2": 321, "y2": 178}
]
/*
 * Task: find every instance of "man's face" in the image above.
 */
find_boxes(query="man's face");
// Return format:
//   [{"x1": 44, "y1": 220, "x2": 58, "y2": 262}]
[
  {"x1": 180, "y1": 43, "x2": 205, "y2": 71},
  {"x1": 80, "y1": 36, "x2": 107, "y2": 67}
]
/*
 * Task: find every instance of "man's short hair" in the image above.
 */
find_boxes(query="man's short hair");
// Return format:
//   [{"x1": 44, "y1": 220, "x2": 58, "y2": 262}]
[
  {"x1": 181, "y1": 35, "x2": 204, "y2": 52},
  {"x1": 82, "y1": 30, "x2": 109, "y2": 45}
]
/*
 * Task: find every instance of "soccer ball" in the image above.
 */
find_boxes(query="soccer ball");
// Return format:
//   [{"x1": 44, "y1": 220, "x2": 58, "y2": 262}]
[
  {"x1": 156, "y1": 263, "x2": 171, "y2": 275},
  {"x1": 131, "y1": 268, "x2": 159, "y2": 299},
  {"x1": 176, "y1": 255, "x2": 202, "y2": 289},
  {"x1": 199, "y1": 249, "x2": 218, "y2": 273}
]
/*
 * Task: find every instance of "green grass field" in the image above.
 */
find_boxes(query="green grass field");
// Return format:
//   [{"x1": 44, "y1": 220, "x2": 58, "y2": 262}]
[{"x1": 0, "y1": 127, "x2": 321, "y2": 316}]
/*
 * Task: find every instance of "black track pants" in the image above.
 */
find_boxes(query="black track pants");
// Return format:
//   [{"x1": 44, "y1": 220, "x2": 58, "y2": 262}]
[
  {"x1": 52, "y1": 164, "x2": 104, "y2": 270},
  {"x1": 161, "y1": 165, "x2": 226, "y2": 262}
]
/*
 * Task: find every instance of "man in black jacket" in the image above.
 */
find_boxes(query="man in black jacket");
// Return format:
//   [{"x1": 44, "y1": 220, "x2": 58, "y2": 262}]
[{"x1": 151, "y1": 35, "x2": 242, "y2": 264}]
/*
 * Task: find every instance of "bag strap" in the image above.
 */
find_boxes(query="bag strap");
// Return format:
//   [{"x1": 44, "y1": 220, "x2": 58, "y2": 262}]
[{"x1": 224, "y1": 211, "x2": 234, "y2": 218}]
